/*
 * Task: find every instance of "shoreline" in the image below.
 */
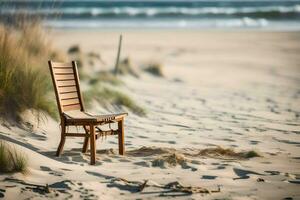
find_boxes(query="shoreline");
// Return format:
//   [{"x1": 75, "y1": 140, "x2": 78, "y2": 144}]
[{"x1": 46, "y1": 26, "x2": 300, "y2": 33}]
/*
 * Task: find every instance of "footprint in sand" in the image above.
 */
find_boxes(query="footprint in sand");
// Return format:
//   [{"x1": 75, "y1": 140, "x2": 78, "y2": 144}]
[
  {"x1": 265, "y1": 170, "x2": 280, "y2": 175},
  {"x1": 137, "y1": 135, "x2": 149, "y2": 139},
  {"x1": 134, "y1": 161, "x2": 151, "y2": 167},
  {"x1": 233, "y1": 168, "x2": 263, "y2": 180},
  {"x1": 60, "y1": 168, "x2": 72, "y2": 171},
  {"x1": 222, "y1": 138, "x2": 236, "y2": 142},
  {"x1": 119, "y1": 158, "x2": 131, "y2": 162},
  {"x1": 288, "y1": 180, "x2": 300, "y2": 184},
  {"x1": 275, "y1": 139, "x2": 300, "y2": 147},
  {"x1": 0, "y1": 188, "x2": 5, "y2": 198},
  {"x1": 49, "y1": 180, "x2": 72, "y2": 190},
  {"x1": 40, "y1": 166, "x2": 64, "y2": 177},
  {"x1": 250, "y1": 140, "x2": 260, "y2": 145},
  {"x1": 151, "y1": 139, "x2": 176, "y2": 144},
  {"x1": 85, "y1": 171, "x2": 115, "y2": 180},
  {"x1": 202, "y1": 175, "x2": 218, "y2": 180},
  {"x1": 49, "y1": 180, "x2": 98, "y2": 199},
  {"x1": 216, "y1": 165, "x2": 226, "y2": 170}
]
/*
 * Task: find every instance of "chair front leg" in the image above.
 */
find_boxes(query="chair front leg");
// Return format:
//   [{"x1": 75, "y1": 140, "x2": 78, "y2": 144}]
[
  {"x1": 56, "y1": 123, "x2": 66, "y2": 156},
  {"x1": 89, "y1": 125, "x2": 96, "y2": 165},
  {"x1": 118, "y1": 119, "x2": 125, "y2": 155},
  {"x1": 82, "y1": 126, "x2": 89, "y2": 153}
]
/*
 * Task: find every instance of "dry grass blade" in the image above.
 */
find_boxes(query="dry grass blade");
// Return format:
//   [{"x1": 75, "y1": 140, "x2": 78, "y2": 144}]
[
  {"x1": 109, "y1": 178, "x2": 220, "y2": 195},
  {"x1": 193, "y1": 146, "x2": 261, "y2": 160},
  {"x1": 152, "y1": 153, "x2": 187, "y2": 168},
  {"x1": 0, "y1": 141, "x2": 28, "y2": 174},
  {"x1": 143, "y1": 62, "x2": 164, "y2": 77},
  {"x1": 117, "y1": 57, "x2": 139, "y2": 77},
  {"x1": 163, "y1": 181, "x2": 220, "y2": 194},
  {"x1": 0, "y1": 22, "x2": 61, "y2": 122},
  {"x1": 84, "y1": 85, "x2": 146, "y2": 116}
]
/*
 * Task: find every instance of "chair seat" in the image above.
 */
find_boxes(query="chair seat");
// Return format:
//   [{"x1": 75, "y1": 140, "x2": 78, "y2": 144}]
[{"x1": 64, "y1": 110, "x2": 127, "y2": 125}]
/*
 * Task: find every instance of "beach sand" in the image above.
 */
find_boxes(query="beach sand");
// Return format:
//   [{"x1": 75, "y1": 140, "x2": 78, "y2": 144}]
[{"x1": 0, "y1": 30, "x2": 300, "y2": 199}]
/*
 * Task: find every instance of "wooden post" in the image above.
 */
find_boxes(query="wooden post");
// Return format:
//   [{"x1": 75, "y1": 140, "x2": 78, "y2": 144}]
[{"x1": 114, "y1": 34, "x2": 123, "y2": 76}]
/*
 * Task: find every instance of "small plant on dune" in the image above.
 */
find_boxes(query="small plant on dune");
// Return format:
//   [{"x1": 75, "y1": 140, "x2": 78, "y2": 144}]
[
  {"x1": 84, "y1": 85, "x2": 146, "y2": 116},
  {"x1": 197, "y1": 146, "x2": 260, "y2": 159},
  {"x1": 116, "y1": 57, "x2": 139, "y2": 78},
  {"x1": 243, "y1": 150, "x2": 260, "y2": 158},
  {"x1": 0, "y1": 23, "x2": 60, "y2": 121},
  {"x1": 68, "y1": 45, "x2": 81, "y2": 54},
  {"x1": 143, "y1": 62, "x2": 164, "y2": 77},
  {"x1": 87, "y1": 52, "x2": 100, "y2": 59},
  {"x1": 89, "y1": 71, "x2": 123, "y2": 86},
  {"x1": 152, "y1": 153, "x2": 187, "y2": 168},
  {"x1": 0, "y1": 141, "x2": 28, "y2": 174}
]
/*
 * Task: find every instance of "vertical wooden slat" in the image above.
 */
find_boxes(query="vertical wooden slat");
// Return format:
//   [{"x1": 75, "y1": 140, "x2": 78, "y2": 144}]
[
  {"x1": 48, "y1": 60, "x2": 63, "y2": 115},
  {"x1": 72, "y1": 61, "x2": 85, "y2": 111}
]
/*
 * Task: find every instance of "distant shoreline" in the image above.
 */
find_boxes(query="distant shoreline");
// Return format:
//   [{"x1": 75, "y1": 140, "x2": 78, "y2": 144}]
[{"x1": 45, "y1": 26, "x2": 300, "y2": 32}]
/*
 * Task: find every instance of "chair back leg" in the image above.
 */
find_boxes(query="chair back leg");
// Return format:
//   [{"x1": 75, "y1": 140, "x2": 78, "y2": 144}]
[
  {"x1": 82, "y1": 126, "x2": 89, "y2": 153},
  {"x1": 89, "y1": 125, "x2": 96, "y2": 165},
  {"x1": 118, "y1": 119, "x2": 125, "y2": 155}
]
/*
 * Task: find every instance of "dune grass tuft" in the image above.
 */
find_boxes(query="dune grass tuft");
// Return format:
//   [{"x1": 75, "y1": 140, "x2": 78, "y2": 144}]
[
  {"x1": 243, "y1": 150, "x2": 261, "y2": 158},
  {"x1": 89, "y1": 71, "x2": 123, "y2": 86},
  {"x1": 152, "y1": 153, "x2": 187, "y2": 168},
  {"x1": 196, "y1": 146, "x2": 260, "y2": 159},
  {"x1": 0, "y1": 23, "x2": 59, "y2": 121},
  {"x1": 143, "y1": 62, "x2": 164, "y2": 77},
  {"x1": 0, "y1": 141, "x2": 28, "y2": 174},
  {"x1": 68, "y1": 45, "x2": 80, "y2": 54},
  {"x1": 117, "y1": 57, "x2": 139, "y2": 77},
  {"x1": 87, "y1": 52, "x2": 101, "y2": 60},
  {"x1": 84, "y1": 85, "x2": 146, "y2": 116}
]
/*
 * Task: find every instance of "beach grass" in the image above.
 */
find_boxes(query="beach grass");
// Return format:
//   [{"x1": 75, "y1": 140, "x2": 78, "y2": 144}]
[
  {"x1": 143, "y1": 62, "x2": 164, "y2": 77},
  {"x1": 243, "y1": 150, "x2": 261, "y2": 158},
  {"x1": 89, "y1": 71, "x2": 123, "y2": 86},
  {"x1": 152, "y1": 153, "x2": 187, "y2": 168},
  {"x1": 197, "y1": 147, "x2": 261, "y2": 159},
  {"x1": 0, "y1": 23, "x2": 59, "y2": 121},
  {"x1": 0, "y1": 141, "x2": 28, "y2": 174},
  {"x1": 117, "y1": 57, "x2": 139, "y2": 77},
  {"x1": 84, "y1": 84, "x2": 146, "y2": 116},
  {"x1": 68, "y1": 45, "x2": 81, "y2": 54}
]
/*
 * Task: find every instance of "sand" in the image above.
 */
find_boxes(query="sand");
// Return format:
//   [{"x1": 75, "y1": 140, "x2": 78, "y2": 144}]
[{"x1": 0, "y1": 30, "x2": 300, "y2": 199}]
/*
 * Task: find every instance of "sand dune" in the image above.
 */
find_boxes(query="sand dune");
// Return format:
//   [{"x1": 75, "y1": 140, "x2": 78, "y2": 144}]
[{"x1": 0, "y1": 30, "x2": 300, "y2": 199}]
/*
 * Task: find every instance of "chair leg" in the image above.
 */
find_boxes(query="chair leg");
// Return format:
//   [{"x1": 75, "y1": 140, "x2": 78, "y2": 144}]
[
  {"x1": 90, "y1": 125, "x2": 96, "y2": 165},
  {"x1": 118, "y1": 119, "x2": 125, "y2": 155},
  {"x1": 56, "y1": 124, "x2": 66, "y2": 156},
  {"x1": 82, "y1": 126, "x2": 89, "y2": 153}
]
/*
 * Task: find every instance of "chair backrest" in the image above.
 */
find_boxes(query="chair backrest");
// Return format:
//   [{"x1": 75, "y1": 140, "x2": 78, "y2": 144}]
[{"x1": 48, "y1": 61, "x2": 85, "y2": 116}]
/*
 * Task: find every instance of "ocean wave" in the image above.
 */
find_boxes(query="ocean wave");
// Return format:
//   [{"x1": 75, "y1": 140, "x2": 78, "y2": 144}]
[
  {"x1": 1, "y1": 5, "x2": 300, "y2": 19},
  {"x1": 44, "y1": 18, "x2": 271, "y2": 29}
]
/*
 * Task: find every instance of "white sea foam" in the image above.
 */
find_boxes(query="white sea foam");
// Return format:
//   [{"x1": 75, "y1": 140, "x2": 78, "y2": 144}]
[{"x1": 1, "y1": 5, "x2": 300, "y2": 16}]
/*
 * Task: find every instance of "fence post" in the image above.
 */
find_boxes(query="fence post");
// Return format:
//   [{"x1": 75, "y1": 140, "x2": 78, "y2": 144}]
[{"x1": 114, "y1": 34, "x2": 123, "y2": 76}]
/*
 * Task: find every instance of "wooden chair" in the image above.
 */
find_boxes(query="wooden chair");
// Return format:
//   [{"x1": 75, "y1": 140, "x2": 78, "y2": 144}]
[{"x1": 48, "y1": 61, "x2": 127, "y2": 165}]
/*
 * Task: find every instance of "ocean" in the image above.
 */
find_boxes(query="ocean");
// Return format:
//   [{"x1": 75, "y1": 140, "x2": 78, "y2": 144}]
[{"x1": 1, "y1": 0, "x2": 300, "y2": 30}]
